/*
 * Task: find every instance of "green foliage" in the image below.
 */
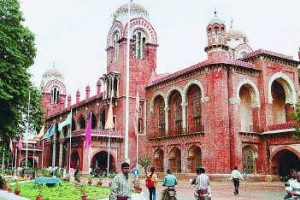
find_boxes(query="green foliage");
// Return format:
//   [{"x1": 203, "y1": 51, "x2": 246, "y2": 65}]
[
  {"x1": 16, "y1": 182, "x2": 110, "y2": 200},
  {"x1": 74, "y1": 182, "x2": 87, "y2": 196},
  {"x1": 0, "y1": 0, "x2": 43, "y2": 148},
  {"x1": 138, "y1": 155, "x2": 152, "y2": 175},
  {"x1": 107, "y1": 172, "x2": 116, "y2": 179},
  {"x1": 290, "y1": 107, "x2": 300, "y2": 140}
]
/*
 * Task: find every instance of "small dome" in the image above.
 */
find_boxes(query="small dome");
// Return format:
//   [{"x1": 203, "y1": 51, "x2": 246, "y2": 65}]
[
  {"x1": 113, "y1": 3, "x2": 149, "y2": 22},
  {"x1": 208, "y1": 10, "x2": 225, "y2": 26},
  {"x1": 42, "y1": 68, "x2": 64, "y2": 80},
  {"x1": 225, "y1": 29, "x2": 248, "y2": 43}
]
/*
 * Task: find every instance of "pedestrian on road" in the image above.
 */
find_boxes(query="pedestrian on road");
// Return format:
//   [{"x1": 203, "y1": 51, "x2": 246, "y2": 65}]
[
  {"x1": 230, "y1": 166, "x2": 244, "y2": 195},
  {"x1": 146, "y1": 167, "x2": 159, "y2": 200},
  {"x1": 109, "y1": 162, "x2": 133, "y2": 200},
  {"x1": 192, "y1": 167, "x2": 211, "y2": 200}
]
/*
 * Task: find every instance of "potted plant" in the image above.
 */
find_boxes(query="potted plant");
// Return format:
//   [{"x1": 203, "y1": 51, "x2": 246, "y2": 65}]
[
  {"x1": 87, "y1": 175, "x2": 93, "y2": 185},
  {"x1": 75, "y1": 182, "x2": 88, "y2": 200},
  {"x1": 35, "y1": 183, "x2": 45, "y2": 200},
  {"x1": 133, "y1": 179, "x2": 142, "y2": 193},
  {"x1": 14, "y1": 180, "x2": 21, "y2": 195},
  {"x1": 66, "y1": 174, "x2": 71, "y2": 182},
  {"x1": 97, "y1": 176, "x2": 103, "y2": 187}
]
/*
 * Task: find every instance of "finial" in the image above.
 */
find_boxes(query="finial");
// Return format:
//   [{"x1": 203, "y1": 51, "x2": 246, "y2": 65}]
[
  {"x1": 214, "y1": 7, "x2": 218, "y2": 17},
  {"x1": 52, "y1": 61, "x2": 56, "y2": 68},
  {"x1": 230, "y1": 18, "x2": 233, "y2": 29}
]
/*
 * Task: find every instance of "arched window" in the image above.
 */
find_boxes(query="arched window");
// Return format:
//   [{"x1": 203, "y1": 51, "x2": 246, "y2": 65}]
[
  {"x1": 113, "y1": 32, "x2": 119, "y2": 61},
  {"x1": 132, "y1": 30, "x2": 147, "y2": 59},
  {"x1": 51, "y1": 87, "x2": 59, "y2": 104}
]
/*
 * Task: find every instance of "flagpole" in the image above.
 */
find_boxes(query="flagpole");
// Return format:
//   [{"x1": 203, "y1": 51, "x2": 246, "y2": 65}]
[
  {"x1": 68, "y1": 109, "x2": 73, "y2": 171},
  {"x1": 124, "y1": 0, "x2": 131, "y2": 164},
  {"x1": 14, "y1": 147, "x2": 17, "y2": 176},
  {"x1": 25, "y1": 91, "x2": 31, "y2": 169}
]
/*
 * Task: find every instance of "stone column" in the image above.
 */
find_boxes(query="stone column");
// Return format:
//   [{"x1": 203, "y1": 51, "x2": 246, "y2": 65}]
[
  {"x1": 52, "y1": 131, "x2": 57, "y2": 167},
  {"x1": 164, "y1": 106, "x2": 169, "y2": 135},
  {"x1": 58, "y1": 139, "x2": 64, "y2": 167},
  {"x1": 163, "y1": 145, "x2": 169, "y2": 172},
  {"x1": 181, "y1": 145, "x2": 188, "y2": 173},
  {"x1": 181, "y1": 103, "x2": 187, "y2": 133}
]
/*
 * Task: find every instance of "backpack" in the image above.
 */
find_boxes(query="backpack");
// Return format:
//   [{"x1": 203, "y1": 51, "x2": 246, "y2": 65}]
[{"x1": 145, "y1": 176, "x2": 154, "y2": 189}]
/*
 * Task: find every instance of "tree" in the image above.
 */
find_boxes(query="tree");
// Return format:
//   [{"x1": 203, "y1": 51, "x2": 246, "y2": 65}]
[
  {"x1": 291, "y1": 106, "x2": 300, "y2": 140},
  {"x1": 138, "y1": 155, "x2": 152, "y2": 175},
  {"x1": 0, "y1": 0, "x2": 43, "y2": 148}
]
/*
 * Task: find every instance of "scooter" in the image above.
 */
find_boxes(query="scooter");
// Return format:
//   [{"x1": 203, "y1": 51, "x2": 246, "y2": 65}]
[{"x1": 161, "y1": 187, "x2": 177, "y2": 200}]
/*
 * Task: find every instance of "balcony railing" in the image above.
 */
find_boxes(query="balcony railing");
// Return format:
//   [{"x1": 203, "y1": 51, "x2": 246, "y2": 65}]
[
  {"x1": 267, "y1": 122, "x2": 294, "y2": 131},
  {"x1": 72, "y1": 129, "x2": 123, "y2": 138}
]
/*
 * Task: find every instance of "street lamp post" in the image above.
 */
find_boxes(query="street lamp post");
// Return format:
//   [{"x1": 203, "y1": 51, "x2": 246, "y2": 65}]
[{"x1": 2, "y1": 148, "x2": 5, "y2": 169}]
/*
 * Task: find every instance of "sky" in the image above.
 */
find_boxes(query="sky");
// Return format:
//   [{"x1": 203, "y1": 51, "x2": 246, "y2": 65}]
[{"x1": 20, "y1": 0, "x2": 300, "y2": 102}]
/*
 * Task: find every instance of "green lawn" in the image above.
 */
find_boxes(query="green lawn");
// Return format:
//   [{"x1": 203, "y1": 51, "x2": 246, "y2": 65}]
[{"x1": 14, "y1": 182, "x2": 110, "y2": 200}]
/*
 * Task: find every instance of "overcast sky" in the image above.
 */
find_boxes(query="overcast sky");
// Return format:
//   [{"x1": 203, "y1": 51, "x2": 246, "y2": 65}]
[{"x1": 20, "y1": 0, "x2": 300, "y2": 101}]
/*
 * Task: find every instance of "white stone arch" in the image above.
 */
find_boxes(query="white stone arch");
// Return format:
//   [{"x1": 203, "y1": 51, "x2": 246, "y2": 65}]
[
  {"x1": 236, "y1": 79, "x2": 260, "y2": 108},
  {"x1": 123, "y1": 18, "x2": 158, "y2": 44},
  {"x1": 183, "y1": 80, "x2": 205, "y2": 104},
  {"x1": 166, "y1": 87, "x2": 183, "y2": 106},
  {"x1": 107, "y1": 20, "x2": 123, "y2": 48},
  {"x1": 149, "y1": 92, "x2": 166, "y2": 113},
  {"x1": 268, "y1": 72, "x2": 297, "y2": 105}
]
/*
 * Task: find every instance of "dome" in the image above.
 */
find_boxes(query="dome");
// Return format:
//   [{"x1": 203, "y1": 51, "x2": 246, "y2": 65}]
[
  {"x1": 225, "y1": 29, "x2": 248, "y2": 43},
  {"x1": 42, "y1": 68, "x2": 64, "y2": 80},
  {"x1": 208, "y1": 10, "x2": 225, "y2": 26},
  {"x1": 113, "y1": 3, "x2": 149, "y2": 22}
]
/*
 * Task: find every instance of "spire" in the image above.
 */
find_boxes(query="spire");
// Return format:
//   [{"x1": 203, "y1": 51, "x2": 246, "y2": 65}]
[{"x1": 230, "y1": 18, "x2": 234, "y2": 30}]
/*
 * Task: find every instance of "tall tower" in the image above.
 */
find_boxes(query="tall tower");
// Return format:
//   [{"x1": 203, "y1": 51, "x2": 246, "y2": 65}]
[
  {"x1": 40, "y1": 68, "x2": 66, "y2": 117},
  {"x1": 204, "y1": 11, "x2": 229, "y2": 61},
  {"x1": 104, "y1": 3, "x2": 158, "y2": 99}
]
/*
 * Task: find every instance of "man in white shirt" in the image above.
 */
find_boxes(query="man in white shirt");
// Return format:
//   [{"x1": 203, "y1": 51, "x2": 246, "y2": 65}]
[
  {"x1": 230, "y1": 166, "x2": 244, "y2": 195},
  {"x1": 193, "y1": 167, "x2": 211, "y2": 200}
]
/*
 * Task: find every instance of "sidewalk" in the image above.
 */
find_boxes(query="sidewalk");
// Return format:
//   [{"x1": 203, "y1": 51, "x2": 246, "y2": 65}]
[{"x1": 0, "y1": 190, "x2": 29, "y2": 200}]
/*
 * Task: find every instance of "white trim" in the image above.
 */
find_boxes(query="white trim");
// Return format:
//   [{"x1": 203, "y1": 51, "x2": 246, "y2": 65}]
[
  {"x1": 236, "y1": 79, "x2": 260, "y2": 108},
  {"x1": 267, "y1": 72, "x2": 297, "y2": 105}
]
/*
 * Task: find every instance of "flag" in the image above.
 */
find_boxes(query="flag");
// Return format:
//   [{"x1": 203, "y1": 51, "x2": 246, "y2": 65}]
[
  {"x1": 17, "y1": 138, "x2": 23, "y2": 150},
  {"x1": 42, "y1": 124, "x2": 56, "y2": 140},
  {"x1": 134, "y1": 90, "x2": 140, "y2": 135},
  {"x1": 85, "y1": 115, "x2": 92, "y2": 149},
  {"x1": 105, "y1": 98, "x2": 114, "y2": 130},
  {"x1": 34, "y1": 125, "x2": 45, "y2": 141},
  {"x1": 58, "y1": 111, "x2": 72, "y2": 132},
  {"x1": 9, "y1": 138, "x2": 13, "y2": 152}
]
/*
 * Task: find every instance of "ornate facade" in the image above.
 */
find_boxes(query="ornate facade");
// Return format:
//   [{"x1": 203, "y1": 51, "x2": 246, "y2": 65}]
[{"x1": 31, "y1": 3, "x2": 300, "y2": 178}]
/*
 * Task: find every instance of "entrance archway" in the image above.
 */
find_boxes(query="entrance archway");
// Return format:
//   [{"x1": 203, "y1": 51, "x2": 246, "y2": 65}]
[
  {"x1": 91, "y1": 151, "x2": 116, "y2": 174},
  {"x1": 71, "y1": 151, "x2": 80, "y2": 168},
  {"x1": 154, "y1": 148, "x2": 164, "y2": 172},
  {"x1": 169, "y1": 147, "x2": 181, "y2": 173},
  {"x1": 271, "y1": 149, "x2": 300, "y2": 177},
  {"x1": 188, "y1": 145, "x2": 202, "y2": 173}
]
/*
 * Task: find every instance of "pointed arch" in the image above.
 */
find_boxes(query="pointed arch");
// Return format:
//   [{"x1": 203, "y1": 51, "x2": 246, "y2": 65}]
[
  {"x1": 183, "y1": 80, "x2": 205, "y2": 104},
  {"x1": 268, "y1": 72, "x2": 297, "y2": 105},
  {"x1": 236, "y1": 79, "x2": 260, "y2": 108}
]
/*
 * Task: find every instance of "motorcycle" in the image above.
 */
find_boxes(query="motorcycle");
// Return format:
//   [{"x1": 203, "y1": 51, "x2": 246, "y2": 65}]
[{"x1": 161, "y1": 187, "x2": 177, "y2": 200}]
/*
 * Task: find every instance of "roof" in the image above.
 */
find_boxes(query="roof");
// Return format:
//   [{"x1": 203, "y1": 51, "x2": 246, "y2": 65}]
[
  {"x1": 242, "y1": 49, "x2": 299, "y2": 65},
  {"x1": 148, "y1": 59, "x2": 258, "y2": 87}
]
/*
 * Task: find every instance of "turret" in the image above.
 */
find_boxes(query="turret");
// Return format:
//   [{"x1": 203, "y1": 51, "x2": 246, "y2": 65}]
[
  {"x1": 204, "y1": 11, "x2": 229, "y2": 61},
  {"x1": 76, "y1": 90, "x2": 80, "y2": 103}
]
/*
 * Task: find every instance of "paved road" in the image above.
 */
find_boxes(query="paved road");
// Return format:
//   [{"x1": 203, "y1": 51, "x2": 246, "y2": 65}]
[
  {"x1": 140, "y1": 181, "x2": 286, "y2": 200},
  {"x1": 0, "y1": 190, "x2": 29, "y2": 200}
]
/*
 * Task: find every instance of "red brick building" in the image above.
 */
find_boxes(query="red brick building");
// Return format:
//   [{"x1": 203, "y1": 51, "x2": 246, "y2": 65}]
[{"x1": 33, "y1": 3, "x2": 300, "y2": 178}]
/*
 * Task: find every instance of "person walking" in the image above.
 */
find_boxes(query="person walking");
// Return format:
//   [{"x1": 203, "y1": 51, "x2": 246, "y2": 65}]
[
  {"x1": 192, "y1": 167, "x2": 211, "y2": 200},
  {"x1": 146, "y1": 167, "x2": 159, "y2": 200},
  {"x1": 230, "y1": 166, "x2": 244, "y2": 195},
  {"x1": 109, "y1": 162, "x2": 133, "y2": 200}
]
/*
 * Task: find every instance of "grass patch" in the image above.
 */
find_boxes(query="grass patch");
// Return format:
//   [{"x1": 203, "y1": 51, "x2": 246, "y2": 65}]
[{"x1": 15, "y1": 181, "x2": 110, "y2": 200}]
